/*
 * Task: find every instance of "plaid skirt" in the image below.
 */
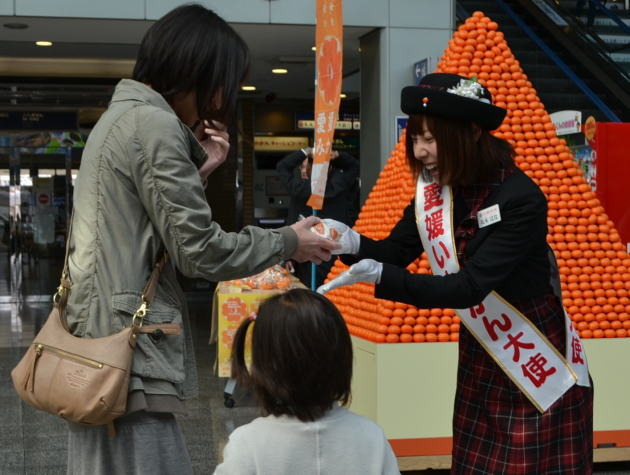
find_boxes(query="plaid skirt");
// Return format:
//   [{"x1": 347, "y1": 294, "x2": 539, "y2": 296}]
[{"x1": 451, "y1": 293, "x2": 593, "y2": 475}]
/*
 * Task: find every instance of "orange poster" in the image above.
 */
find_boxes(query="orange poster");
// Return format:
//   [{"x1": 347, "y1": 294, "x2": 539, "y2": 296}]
[{"x1": 307, "y1": 0, "x2": 343, "y2": 209}]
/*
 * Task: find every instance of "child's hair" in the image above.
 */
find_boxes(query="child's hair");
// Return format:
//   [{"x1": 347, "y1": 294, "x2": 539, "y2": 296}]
[
  {"x1": 231, "y1": 288, "x2": 353, "y2": 422},
  {"x1": 132, "y1": 4, "x2": 249, "y2": 124}
]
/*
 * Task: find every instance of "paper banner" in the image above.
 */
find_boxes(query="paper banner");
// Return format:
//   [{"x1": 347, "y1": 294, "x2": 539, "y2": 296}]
[{"x1": 307, "y1": 0, "x2": 343, "y2": 209}]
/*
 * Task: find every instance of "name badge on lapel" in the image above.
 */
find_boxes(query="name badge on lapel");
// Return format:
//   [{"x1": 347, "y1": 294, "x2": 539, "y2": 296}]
[{"x1": 477, "y1": 204, "x2": 501, "y2": 228}]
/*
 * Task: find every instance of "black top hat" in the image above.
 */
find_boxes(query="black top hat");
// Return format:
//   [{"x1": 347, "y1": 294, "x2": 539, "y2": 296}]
[{"x1": 401, "y1": 73, "x2": 507, "y2": 130}]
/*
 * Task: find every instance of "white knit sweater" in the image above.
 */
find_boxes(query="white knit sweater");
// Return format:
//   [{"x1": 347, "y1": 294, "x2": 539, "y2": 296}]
[{"x1": 213, "y1": 405, "x2": 400, "y2": 475}]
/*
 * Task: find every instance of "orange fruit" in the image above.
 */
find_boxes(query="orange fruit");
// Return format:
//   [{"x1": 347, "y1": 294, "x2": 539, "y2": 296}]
[
  {"x1": 386, "y1": 334, "x2": 400, "y2": 343},
  {"x1": 413, "y1": 333, "x2": 426, "y2": 343},
  {"x1": 325, "y1": 10, "x2": 630, "y2": 343}
]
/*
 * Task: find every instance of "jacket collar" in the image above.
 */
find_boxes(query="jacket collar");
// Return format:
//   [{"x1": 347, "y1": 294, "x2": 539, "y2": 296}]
[
  {"x1": 111, "y1": 79, "x2": 208, "y2": 168},
  {"x1": 110, "y1": 79, "x2": 174, "y2": 113}
]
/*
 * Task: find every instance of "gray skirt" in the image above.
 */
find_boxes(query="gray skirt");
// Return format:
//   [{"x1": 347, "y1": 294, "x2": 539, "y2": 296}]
[{"x1": 67, "y1": 411, "x2": 192, "y2": 475}]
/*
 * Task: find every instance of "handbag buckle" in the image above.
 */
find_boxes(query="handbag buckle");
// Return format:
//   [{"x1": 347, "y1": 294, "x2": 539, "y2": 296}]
[
  {"x1": 132, "y1": 298, "x2": 149, "y2": 327},
  {"x1": 52, "y1": 285, "x2": 66, "y2": 305}
]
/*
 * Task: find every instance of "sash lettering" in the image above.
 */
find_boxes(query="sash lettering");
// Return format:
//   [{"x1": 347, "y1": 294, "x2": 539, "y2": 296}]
[{"x1": 415, "y1": 178, "x2": 589, "y2": 412}]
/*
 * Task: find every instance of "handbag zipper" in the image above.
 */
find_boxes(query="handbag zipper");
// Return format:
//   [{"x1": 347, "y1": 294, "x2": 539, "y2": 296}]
[{"x1": 34, "y1": 343, "x2": 104, "y2": 369}]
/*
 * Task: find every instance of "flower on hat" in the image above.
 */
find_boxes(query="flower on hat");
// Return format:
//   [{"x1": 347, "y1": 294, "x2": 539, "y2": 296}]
[{"x1": 446, "y1": 77, "x2": 490, "y2": 104}]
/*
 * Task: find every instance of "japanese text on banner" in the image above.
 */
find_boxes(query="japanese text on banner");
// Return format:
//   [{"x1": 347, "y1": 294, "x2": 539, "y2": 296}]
[
  {"x1": 416, "y1": 180, "x2": 578, "y2": 412},
  {"x1": 307, "y1": 0, "x2": 343, "y2": 209}
]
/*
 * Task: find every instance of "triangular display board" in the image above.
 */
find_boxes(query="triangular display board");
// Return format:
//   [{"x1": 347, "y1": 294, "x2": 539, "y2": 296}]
[{"x1": 325, "y1": 11, "x2": 630, "y2": 343}]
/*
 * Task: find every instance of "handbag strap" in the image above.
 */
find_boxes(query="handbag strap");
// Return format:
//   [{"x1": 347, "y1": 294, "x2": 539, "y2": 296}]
[
  {"x1": 53, "y1": 211, "x2": 75, "y2": 322},
  {"x1": 54, "y1": 210, "x2": 169, "y2": 330},
  {"x1": 130, "y1": 252, "x2": 169, "y2": 328}
]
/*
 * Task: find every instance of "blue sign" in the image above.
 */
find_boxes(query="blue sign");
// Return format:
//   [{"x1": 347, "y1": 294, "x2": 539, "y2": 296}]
[
  {"x1": 396, "y1": 116, "x2": 408, "y2": 142},
  {"x1": 413, "y1": 59, "x2": 429, "y2": 85}
]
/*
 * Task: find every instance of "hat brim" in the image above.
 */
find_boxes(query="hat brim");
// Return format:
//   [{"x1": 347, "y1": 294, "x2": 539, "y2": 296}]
[{"x1": 401, "y1": 85, "x2": 507, "y2": 130}]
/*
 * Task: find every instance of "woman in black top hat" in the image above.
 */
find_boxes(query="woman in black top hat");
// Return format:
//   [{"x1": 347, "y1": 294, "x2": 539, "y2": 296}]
[{"x1": 318, "y1": 73, "x2": 593, "y2": 474}]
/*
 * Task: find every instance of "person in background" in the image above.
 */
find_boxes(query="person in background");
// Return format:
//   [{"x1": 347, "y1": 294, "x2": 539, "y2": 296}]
[
  {"x1": 214, "y1": 288, "x2": 400, "y2": 475},
  {"x1": 64, "y1": 5, "x2": 338, "y2": 474},
  {"x1": 276, "y1": 147, "x2": 359, "y2": 287},
  {"x1": 318, "y1": 73, "x2": 593, "y2": 474}
]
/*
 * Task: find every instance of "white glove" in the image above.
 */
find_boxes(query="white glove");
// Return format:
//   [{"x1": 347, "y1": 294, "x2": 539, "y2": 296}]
[
  {"x1": 322, "y1": 219, "x2": 360, "y2": 255},
  {"x1": 317, "y1": 259, "x2": 383, "y2": 295}
]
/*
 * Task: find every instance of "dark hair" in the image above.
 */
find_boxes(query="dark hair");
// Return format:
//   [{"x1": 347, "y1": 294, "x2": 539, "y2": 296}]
[
  {"x1": 133, "y1": 4, "x2": 249, "y2": 124},
  {"x1": 231, "y1": 289, "x2": 353, "y2": 422},
  {"x1": 405, "y1": 113, "x2": 514, "y2": 186}
]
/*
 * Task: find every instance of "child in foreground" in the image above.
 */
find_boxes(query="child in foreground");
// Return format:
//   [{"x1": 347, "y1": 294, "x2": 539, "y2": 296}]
[{"x1": 213, "y1": 288, "x2": 400, "y2": 475}]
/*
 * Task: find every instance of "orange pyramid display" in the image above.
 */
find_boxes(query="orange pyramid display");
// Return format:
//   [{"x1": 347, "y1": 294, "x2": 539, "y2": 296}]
[{"x1": 325, "y1": 11, "x2": 630, "y2": 343}]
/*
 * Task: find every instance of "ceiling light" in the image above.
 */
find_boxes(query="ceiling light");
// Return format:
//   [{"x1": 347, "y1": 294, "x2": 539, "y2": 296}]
[
  {"x1": 35, "y1": 41, "x2": 53, "y2": 47},
  {"x1": 340, "y1": 93, "x2": 347, "y2": 99},
  {"x1": 272, "y1": 68, "x2": 288, "y2": 74},
  {"x1": 3, "y1": 23, "x2": 28, "y2": 30},
  {"x1": 241, "y1": 85, "x2": 256, "y2": 91},
  {"x1": 311, "y1": 46, "x2": 317, "y2": 51}
]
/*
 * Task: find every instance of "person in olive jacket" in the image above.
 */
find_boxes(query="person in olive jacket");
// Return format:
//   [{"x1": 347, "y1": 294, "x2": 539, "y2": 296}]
[
  {"x1": 64, "y1": 6, "x2": 338, "y2": 474},
  {"x1": 276, "y1": 148, "x2": 359, "y2": 287}
]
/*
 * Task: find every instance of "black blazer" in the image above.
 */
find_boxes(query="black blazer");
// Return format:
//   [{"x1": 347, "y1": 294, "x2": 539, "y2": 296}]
[
  {"x1": 276, "y1": 150, "x2": 359, "y2": 226},
  {"x1": 346, "y1": 168, "x2": 553, "y2": 309}
]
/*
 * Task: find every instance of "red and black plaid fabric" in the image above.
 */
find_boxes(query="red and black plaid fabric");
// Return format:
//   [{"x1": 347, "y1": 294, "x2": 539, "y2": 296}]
[{"x1": 450, "y1": 163, "x2": 594, "y2": 474}]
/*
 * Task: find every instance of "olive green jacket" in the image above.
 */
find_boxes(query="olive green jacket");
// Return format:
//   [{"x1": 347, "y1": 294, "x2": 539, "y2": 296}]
[{"x1": 66, "y1": 79, "x2": 297, "y2": 400}]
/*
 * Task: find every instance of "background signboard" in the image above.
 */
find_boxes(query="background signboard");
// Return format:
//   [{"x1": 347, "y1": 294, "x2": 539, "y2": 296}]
[
  {"x1": 550, "y1": 110, "x2": 582, "y2": 136},
  {"x1": 396, "y1": 116, "x2": 408, "y2": 143}
]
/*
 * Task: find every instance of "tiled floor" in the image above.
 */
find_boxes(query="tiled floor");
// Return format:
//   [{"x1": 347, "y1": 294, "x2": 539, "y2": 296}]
[
  {"x1": 2, "y1": 254, "x2": 630, "y2": 474},
  {"x1": 0, "y1": 292, "x2": 263, "y2": 475}
]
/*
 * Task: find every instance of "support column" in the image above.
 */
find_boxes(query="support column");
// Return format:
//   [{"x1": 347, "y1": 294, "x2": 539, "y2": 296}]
[{"x1": 359, "y1": 1, "x2": 455, "y2": 204}]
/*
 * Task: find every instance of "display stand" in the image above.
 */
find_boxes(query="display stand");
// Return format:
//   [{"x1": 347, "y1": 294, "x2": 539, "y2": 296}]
[
  {"x1": 348, "y1": 336, "x2": 630, "y2": 470},
  {"x1": 223, "y1": 378, "x2": 237, "y2": 408},
  {"x1": 210, "y1": 278, "x2": 305, "y2": 408}
]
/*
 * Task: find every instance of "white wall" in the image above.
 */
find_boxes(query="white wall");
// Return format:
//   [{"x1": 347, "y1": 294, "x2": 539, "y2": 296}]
[
  {"x1": 0, "y1": 0, "x2": 12, "y2": 16},
  {"x1": 359, "y1": 2, "x2": 454, "y2": 202},
  {"x1": 147, "y1": 1, "x2": 270, "y2": 23},
  {"x1": 4, "y1": 0, "x2": 447, "y2": 28},
  {"x1": 15, "y1": 0, "x2": 145, "y2": 19}
]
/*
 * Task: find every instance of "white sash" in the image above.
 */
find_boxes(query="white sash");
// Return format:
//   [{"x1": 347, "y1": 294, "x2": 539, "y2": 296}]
[{"x1": 415, "y1": 178, "x2": 590, "y2": 412}]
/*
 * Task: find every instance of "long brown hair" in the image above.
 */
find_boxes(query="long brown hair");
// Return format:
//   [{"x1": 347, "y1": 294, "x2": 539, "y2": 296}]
[
  {"x1": 405, "y1": 113, "x2": 514, "y2": 186},
  {"x1": 231, "y1": 289, "x2": 353, "y2": 422}
]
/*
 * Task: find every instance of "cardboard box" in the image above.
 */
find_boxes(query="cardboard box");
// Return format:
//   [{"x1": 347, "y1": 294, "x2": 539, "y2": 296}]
[{"x1": 210, "y1": 282, "x2": 296, "y2": 377}]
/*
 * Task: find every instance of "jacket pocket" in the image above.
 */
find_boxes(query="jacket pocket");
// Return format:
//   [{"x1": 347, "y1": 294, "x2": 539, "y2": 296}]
[{"x1": 112, "y1": 291, "x2": 185, "y2": 384}]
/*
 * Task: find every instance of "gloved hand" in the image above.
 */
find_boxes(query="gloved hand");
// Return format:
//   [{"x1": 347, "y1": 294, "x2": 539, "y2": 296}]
[
  {"x1": 291, "y1": 216, "x2": 340, "y2": 263},
  {"x1": 322, "y1": 219, "x2": 360, "y2": 255},
  {"x1": 317, "y1": 259, "x2": 383, "y2": 294}
]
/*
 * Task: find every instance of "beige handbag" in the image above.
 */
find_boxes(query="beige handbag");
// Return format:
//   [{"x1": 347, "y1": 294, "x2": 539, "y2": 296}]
[{"x1": 11, "y1": 217, "x2": 177, "y2": 434}]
